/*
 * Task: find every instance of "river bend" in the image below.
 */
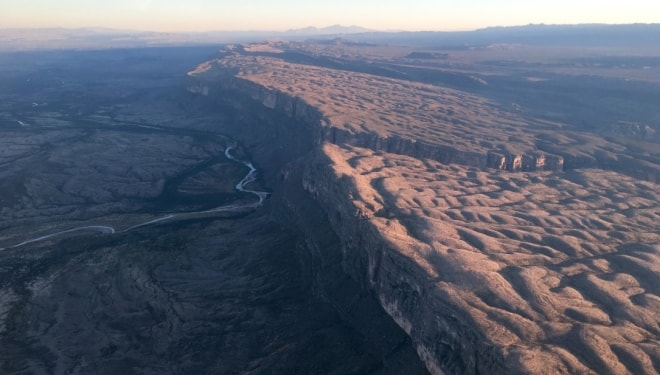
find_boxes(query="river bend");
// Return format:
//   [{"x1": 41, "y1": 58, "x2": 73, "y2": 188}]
[{"x1": 3, "y1": 145, "x2": 267, "y2": 250}]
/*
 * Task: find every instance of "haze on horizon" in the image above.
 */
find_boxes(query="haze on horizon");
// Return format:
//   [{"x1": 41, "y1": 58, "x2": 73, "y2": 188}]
[{"x1": 2, "y1": 0, "x2": 660, "y2": 32}]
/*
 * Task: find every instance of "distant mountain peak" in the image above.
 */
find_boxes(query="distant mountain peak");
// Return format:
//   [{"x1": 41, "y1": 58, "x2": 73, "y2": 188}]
[{"x1": 285, "y1": 25, "x2": 372, "y2": 35}]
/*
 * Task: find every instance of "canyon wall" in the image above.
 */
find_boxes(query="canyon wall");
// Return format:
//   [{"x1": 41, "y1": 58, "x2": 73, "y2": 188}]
[
  {"x1": 188, "y1": 73, "x2": 660, "y2": 182},
  {"x1": 186, "y1": 78, "x2": 432, "y2": 373},
  {"x1": 186, "y1": 75, "x2": 515, "y2": 374},
  {"x1": 185, "y1": 73, "x2": 659, "y2": 374},
  {"x1": 186, "y1": 76, "x2": 564, "y2": 173},
  {"x1": 301, "y1": 149, "x2": 511, "y2": 374}
]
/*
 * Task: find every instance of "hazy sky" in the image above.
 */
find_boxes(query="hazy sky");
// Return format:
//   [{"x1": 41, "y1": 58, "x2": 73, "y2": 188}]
[{"x1": 2, "y1": 0, "x2": 659, "y2": 32}]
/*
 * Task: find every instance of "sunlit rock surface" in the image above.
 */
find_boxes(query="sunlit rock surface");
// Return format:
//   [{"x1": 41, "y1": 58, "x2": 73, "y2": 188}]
[{"x1": 188, "y1": 41, "x2": 660, "y2": 374}]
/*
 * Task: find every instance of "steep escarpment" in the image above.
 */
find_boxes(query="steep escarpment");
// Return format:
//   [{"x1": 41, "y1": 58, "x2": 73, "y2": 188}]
[
  {"x1": 186, "y1": 66, "x2": 513, "y2": 374},
  {"x1": 188, "y1": 44, "x2": 660, "y2": 182},
  {"x1": 182, "y1": 82, "x2": 431, "y2": 373},
  {"x1": 212, "y1": 72, "x2": 660, "y2": 182},
  {"x1": 303, "y1": 144, "x2": 659, "y2": 375},
  {"x1": 187, "y1": 47, "x2": 660, "y2": 375},
  {"x1": 186, "y1": 57, "x2": 565, "y2": 174},
  {"x1": 302, "y1": 148, "x2": 510, "y2": 374}
]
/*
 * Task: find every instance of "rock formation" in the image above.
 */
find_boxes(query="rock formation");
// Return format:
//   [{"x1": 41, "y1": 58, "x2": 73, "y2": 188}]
[
  {"x1": 186, "y1": 65, "x2": 565, "y2": 174},
  {"x1": 187, "y1": 43, "x2": 660, "y2": 375}
]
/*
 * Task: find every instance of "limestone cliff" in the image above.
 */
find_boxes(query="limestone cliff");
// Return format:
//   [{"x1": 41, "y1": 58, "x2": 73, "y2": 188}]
[
  {"x1": 185, "y1": 67, "x2": 564, "y2": 174},
  {"x1": 186, "y1": 58, "x2": 660, "y2": 375},
  {"x1": 185, "y1": 69, "x2": 516, "y2": 374},
  {"x1": 186, "y1": 47, "x2": 660, "y2": 182},
  {"x1": 302, "y1": 149, "x2": 510, "y2": 374}
]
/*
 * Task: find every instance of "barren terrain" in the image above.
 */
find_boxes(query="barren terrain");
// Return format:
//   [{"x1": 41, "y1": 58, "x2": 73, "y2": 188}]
[
  {"x1": 189, "y1": 39, "x2": 660, "y2": 374},
  {"x1": 2, "y1": 26, "x2": 659, "y2": 374},
  {"x1": 325, "y1": 143, "x2": 659, "y2": 374}
]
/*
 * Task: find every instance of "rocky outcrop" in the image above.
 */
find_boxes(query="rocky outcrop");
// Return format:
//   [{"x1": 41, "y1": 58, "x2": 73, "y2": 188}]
[{"x1": 486, "y1": 151, "x2": 564, "y2": 172}]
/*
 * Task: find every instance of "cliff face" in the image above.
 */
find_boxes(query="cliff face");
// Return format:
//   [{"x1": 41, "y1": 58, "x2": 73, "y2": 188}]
[
  {"x1": 302, "y1": 150, "x2": 510, "y2": 374},
  {"x1": 186, "y1": 75, "x2": 564, "y2": 173},
  {"x1": 187, "y1": 68, "x2": 660, "y2": 182},
  {"x1": 256, "y1": 76, "x2": 660, "y2": 182},
  {"x1": 186, "y1": 75, "x2": 517, "y2": 374},
  {"x1": 186, "y1": 68, "x2": 660, "y2": 375},
  {"x1": 184, "y1": 76, "x2": 432, "y2": 373}
]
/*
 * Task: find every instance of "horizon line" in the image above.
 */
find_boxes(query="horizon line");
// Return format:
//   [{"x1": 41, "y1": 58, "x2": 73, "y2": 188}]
[{"x1": 2, "y1": 22, "x2": 659, "y2": 35}]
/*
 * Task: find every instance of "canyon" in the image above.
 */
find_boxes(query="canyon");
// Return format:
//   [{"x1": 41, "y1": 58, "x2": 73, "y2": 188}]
[
  {"x1": 187, "y1": 41, "x2": 660, "y2": 374},
  {"x1": 0, "y1": 28, "x2": 658, "y2": 375},
  {"x1": 0, "y1": 47, "x2": 427, "y2": 374}
]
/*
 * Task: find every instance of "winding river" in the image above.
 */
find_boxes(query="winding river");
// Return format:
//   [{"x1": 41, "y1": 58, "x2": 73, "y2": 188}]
[{"x1": 4, "y1": 145, "x2": 268, "y2": 250}]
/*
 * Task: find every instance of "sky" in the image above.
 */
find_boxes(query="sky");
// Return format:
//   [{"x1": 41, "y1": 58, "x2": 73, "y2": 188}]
[{"x1": 2, "y1": 0, "x2": 660, "y2": 32}]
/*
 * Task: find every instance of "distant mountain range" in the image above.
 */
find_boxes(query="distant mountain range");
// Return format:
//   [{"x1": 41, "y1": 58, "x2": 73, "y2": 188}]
[
  {"x1": 285, "y1": 25, "x2": 373, "y2": 35},
  {"x1": 349, "y1": 23, "x2": 660, "y2": 48},
  {"x1": 1, "y1": 23, "x2": 659, "y2": 51}
]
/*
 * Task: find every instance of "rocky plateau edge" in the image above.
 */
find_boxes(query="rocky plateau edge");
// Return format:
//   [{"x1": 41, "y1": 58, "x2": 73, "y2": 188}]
[
  {"x1": 186, "y1": 66, "x2": 659, "y2": 374},
  {"x1": 186, "y1": 72, "x2": 508, "y2": 374},
  {"x1": 186, "y1": 74, "x2": 565, "y2": 174}
]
